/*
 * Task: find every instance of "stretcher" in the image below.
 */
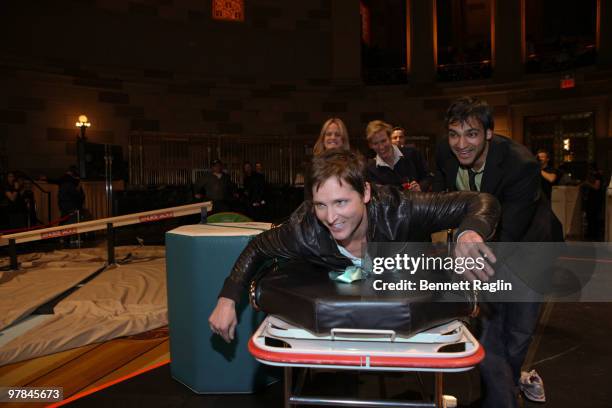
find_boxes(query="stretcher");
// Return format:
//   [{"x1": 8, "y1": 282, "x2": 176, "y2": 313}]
[{"x1": 249, "y1": 316, "x2": 484, "y2": 408}]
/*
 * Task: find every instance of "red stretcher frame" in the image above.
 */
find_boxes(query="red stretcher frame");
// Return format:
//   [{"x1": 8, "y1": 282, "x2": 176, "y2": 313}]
[{"x1": 248, "y1": 317, "x2": 485, "y2": 408}]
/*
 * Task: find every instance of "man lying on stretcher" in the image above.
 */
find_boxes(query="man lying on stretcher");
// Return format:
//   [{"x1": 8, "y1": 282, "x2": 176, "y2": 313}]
[{"x1": 209, "y1": 149, "x2": 500, "y2": 343}]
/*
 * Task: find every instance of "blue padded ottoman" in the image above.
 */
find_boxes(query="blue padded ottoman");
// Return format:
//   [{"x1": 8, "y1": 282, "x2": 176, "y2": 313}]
[{"x1": 166, "y1": 222, "x2": 273, "y2": 393}]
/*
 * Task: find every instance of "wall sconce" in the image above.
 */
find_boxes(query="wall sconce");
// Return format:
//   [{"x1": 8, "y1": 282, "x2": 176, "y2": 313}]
[
  {"x1": 562, "y1": 138, "x2": 573, "y2": 162},
  {"x1": 75, "y1": 114, "x2": 91, "y2": 140},
  {"x1": 563, "y1": 138, "x2": 571, "y2": 151}
]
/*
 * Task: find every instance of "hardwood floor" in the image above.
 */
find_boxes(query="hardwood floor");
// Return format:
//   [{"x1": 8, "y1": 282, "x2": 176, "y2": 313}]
[{"x1": 0, "y1": 327, "x2": 169, "y2": 407}]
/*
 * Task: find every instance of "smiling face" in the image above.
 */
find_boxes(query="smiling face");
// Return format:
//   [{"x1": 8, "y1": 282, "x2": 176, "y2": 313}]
[
  {"x1": 448, "y1": 117, "x2": 492, "y2": 169},
  {"x1": 312, "y1": 177, "x2": 371, "y2": 248},
  {"x1": 368, "y1": 130, "x2": 394, "y2": 163},
  {"x1": 323, "y1": 122, "x2": 344, "y2": 150},
  {"x1": 391, "y1": 129, "x2": 406, "y2": 147}
]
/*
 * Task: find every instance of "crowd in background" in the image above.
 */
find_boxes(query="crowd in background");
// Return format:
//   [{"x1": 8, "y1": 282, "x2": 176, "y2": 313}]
[
  {"x1": 0, "y1": 166, "x2": 86, "y2": 234},
  {"x1": 0, "y1": 171, "x2": 38, "y2": 231},
  {"x1": 192, "y1": 118, "x2": 435, "y2": 222},
  {"x1": 2, "y1": 120, "x2": 607, "y2": 240},
  {"x1": 190, "y1": 116, "x2": 608, "y2": 239},
  {"x1": 193, "y1": 159, "x2": 268, "y2": 221}
]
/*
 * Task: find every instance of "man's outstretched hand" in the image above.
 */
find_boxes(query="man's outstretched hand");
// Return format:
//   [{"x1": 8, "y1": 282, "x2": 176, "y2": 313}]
[
  {"x1": 208, "y1": 297, "x2": 237, "y2": 343},
  {"x1": 455, "y1": 230, "x2": 496, "y2": 282}
]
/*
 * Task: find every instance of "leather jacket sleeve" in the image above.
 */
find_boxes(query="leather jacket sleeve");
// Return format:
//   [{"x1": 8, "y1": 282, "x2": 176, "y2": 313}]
[
  {"x1": 368, "y1": 187, "x2": 500, "y2": 242},
  {"x1": 218, "y1": 187, "x2": 501, "y2": 303},
  {"x1": 412, "y1": 191, "x2": 500, "y2": 240},
  {"x1": 218, "y1": 202, "x2": 325, "y2": 303}
]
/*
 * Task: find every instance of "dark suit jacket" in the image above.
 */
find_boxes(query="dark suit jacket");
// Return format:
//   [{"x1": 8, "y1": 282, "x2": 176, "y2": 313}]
[
  {"x1": 433, "y1": 134, "x2": 563, "y2": 243},
  {"x1": 367, "y1": 146, "x2": 433, "y2": 191}
]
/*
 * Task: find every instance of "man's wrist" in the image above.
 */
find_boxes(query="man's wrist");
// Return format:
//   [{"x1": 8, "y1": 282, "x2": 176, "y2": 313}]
[
  {"x1": 456, "y1": 229, "x2": 482, "y2": 242},
  {"x1": 218, "y1": 297, "x2": 235, "y2": 307}
]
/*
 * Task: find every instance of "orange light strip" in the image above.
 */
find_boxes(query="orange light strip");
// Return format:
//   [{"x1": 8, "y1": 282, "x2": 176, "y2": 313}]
[
  {"x1": 520, "y1": 0, "x2": 526, "y2": 64},
  {"x1": 406, "y1": 0, "x2": 412, "y2": 73},
  {"x1": 596, "y1": 0, "x2": 601, "y2": 50},
  {"x1": 360, "y1": 1, "x2": 372, "y2": 46},
  {"x1": 490, "y1": 0, "x2": 496, "y2": 68},
  {"x1": 47, "y1": 359, "x2": 171, "y2": 407},
  {"x1": 432, "y1": 0, "x2": 438, "y2": 68}
]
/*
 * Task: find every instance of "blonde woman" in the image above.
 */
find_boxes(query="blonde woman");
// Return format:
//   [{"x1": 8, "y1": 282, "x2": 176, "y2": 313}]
[
  {"x1": 313, "y1": 118, "x2": 350, "y2": 155},
  {"x1": 302, "y1": 118, "x2": 351, "y2": 200}
]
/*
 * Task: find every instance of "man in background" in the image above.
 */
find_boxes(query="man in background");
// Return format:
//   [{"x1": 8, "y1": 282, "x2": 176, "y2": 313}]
[
  {"x1": 390, "y1": 126, "x2": 407, "y2": 148},
  {"x1": 195, "y1": 159, "x2": 235, "y2": 213},
  {"x1": 58, "y1": 166, "x2": 85, "y2": 225},
  {"x1": 366, "y1": 120, "x2": 432, "y2": 192},
  {"x1": 242, "y1": 161, "x2": 267, "y2": 220},
  {"x1": 536, "y1": 149, "x2": 558, "y2": 202}
]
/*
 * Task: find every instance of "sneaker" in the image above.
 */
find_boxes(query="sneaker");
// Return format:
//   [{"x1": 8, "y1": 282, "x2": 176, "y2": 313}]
[
  {"x1": 519, "y1": 369, "x2": 546, "y2": 403},
  {"x1": 443, "y1": 395, "x2": 457, "y2": 408}
]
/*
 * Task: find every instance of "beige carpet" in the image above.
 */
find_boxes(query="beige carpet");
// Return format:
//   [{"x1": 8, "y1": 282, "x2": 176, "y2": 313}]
[{"x1": 0, "y1": 246, "x2": 168, "y2": 365}]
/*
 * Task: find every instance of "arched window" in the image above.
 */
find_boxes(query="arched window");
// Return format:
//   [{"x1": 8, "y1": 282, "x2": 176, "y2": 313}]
[
  {"x1": 360, "y1": 0, "x2": 408, "y2": 85},
  {"x1": 524, "y1": 0, "x2": 597, "y2": 73},
  {"x1": 525, "y1": 112, "x2": 595, "y2": 180},
  {"x1": 435, "y1": 0, "x2": 493, "y2": 81}
]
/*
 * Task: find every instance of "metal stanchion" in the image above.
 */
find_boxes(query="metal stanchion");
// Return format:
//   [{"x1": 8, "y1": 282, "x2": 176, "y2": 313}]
[
  {"x1": 76, "y1": 210, "x2": 81, "y2": 248},
  {"x1": 9, "y1": 238, "x2": 18, "y2": 271},
  {"x1": 26, "y1": 202, "x2": 31, "y2": 229},
  {"x1": 105, "y1": 144, "x2": 114, "y2": 218},
  {"x1": 606, "y1": 183, "x2": 612, "y2": 242},
  {"x1": 107, "y1": 222, "x2": 115, "y2": 265}
]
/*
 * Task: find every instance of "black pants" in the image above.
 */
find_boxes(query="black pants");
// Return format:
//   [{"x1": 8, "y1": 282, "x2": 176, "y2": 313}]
[{"x1": 479, "y1": 301, "x2": 542, "y2": 408}]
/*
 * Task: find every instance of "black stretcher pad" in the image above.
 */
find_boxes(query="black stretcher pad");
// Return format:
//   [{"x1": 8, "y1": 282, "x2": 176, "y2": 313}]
[{"x1": 254, "y1": 261, "x2": 473, "y2": 336}]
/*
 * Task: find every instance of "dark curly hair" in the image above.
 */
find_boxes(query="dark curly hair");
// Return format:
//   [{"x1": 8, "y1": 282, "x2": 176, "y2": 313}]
[{"x1": 445, "y1": 96, "x2": 494, "y2": 131}]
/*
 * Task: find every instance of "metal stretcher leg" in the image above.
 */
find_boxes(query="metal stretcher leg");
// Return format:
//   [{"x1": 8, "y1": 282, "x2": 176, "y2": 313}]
[
  {"x1": 377, "y1": 373, "x2": 387, "y2": 399},
  {"x1": 434, "y1": 373, "x2": 444, "y2": 408},
  {"x1": 288, "y1": 395, "x2": 437, "y2": 407},
  {"x1": 284, "y1": 367, "x2": 293, "y2": 408},
  {"x1": 416, "y1": 373, "x2": 431, "y2": 403}
]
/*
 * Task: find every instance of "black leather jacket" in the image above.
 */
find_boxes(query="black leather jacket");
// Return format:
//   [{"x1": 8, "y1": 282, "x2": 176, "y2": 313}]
[{"x1": 219, "y1": 185, "x2": 500, "y2": 302}]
